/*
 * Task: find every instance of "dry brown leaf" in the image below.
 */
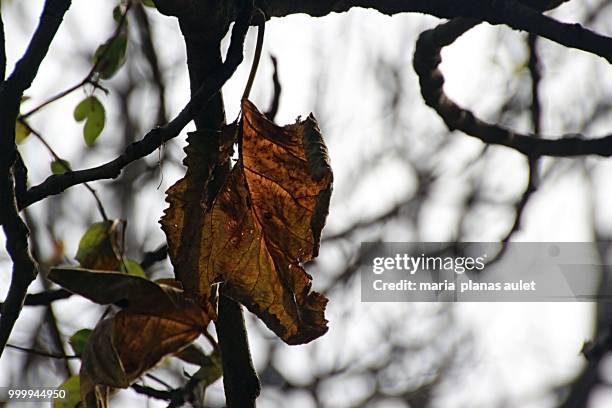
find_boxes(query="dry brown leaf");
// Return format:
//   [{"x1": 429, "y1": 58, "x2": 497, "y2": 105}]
[
  {"x1": 48, "y1": 268, "x2": 209, "y2": 406},
  {"x1": 162, "y1": 100, "x2": 333, "y2": 344}
]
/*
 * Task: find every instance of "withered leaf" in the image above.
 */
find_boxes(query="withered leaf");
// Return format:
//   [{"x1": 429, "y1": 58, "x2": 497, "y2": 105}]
[
  {"x1": 48, "y1": 268, "x2": 209, "y2": 406},
  {"x1": 162, "y1": 100, "x2": 333, "y2": 345}
]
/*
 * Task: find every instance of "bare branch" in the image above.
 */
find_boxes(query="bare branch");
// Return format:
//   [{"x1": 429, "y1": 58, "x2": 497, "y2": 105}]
[
  {"x1": 3, "y1": 0, "x2": 72, "y2": 96},
  {"x1": 27, "y1": 289, "x2": 73, "y2": 306},
  {"x1": 141, "y1": 244, "x2": 168, "y2": 270},
  {"x1": 20, "y1": 3, "x2": 254, "y2": 209},
  {"x1": 21, "y1": 3, "x2": 130, "y2": 120},
  {"x1": 0, "y1": 1, "x2": 72, "y2": 358},
  {"x1": 413, "y1": 18, "x2": 612, "y2": 158},
  {"x1": 22, "y1": 121, "x2": 109, "y2": 221},
  {"x1": 0, "y1": 171, "x2": 38, "y2": 358},
  {"x1": 131, "y1": 373, "x2": 208, "y2": 406},
  {"x1": 0, "y1": 5, "x2": 5, "y2": 81},
  {"x1": 5, "y1": 343, "x2": 80, "y2": 360},
  {"x1": 133, "y1": 3, "x2": 168, "y2": 125},
  {"x1": 501, "y1": 33, "x2": 542, "y2": 242},
  {"x1": 265, "y1": 55, "x2": 281, "y2": 121},
  {"x1": 260, "y1": 0, "x2": 612, "y2": 63},
  {"x1": 216, "y1": 295, "x2": 260, "y2": 407}
]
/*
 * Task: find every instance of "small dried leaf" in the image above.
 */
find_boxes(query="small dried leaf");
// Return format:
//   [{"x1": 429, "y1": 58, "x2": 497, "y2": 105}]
[
  {"x1": 48, "y1": 268, "x2": 209, "y2": 407},
  {"x1": 162, "y1": 100, "x2": 333, "y2": 344}
]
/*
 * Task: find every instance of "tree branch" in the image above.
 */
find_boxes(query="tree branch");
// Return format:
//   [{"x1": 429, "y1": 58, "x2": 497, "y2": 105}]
[
  {"x1": 2, "y1": 0, "x2": 71, "y2": 96},
  {"x1": 19, "y1": 2, "x2": 254, "y2": 209},
  {"x1": 501, "y1": 33, "x2": 542, "y2": 242},
  {"x1": 0, "y1": 1, "x2": 71, "y2": 358},
  {"x1": 5, "y1": 343, "x2": 79, "y2": 359},
  {"x1": 258, "y1": 0, "x2": 612, "y2": 63},
  {"x1": 0, "y1": 171, "x2": 39, "y2": 358},
  {"x1": 131, "y1": 373, "x2": 207, "y2": 406},
  {"x1": 20, "y1": 4, "x2": 130, "y2": 120},
  {"x1": 21, "y1": 120, "x2": 109, "y2": 220},
  {"x1": 133, "y1": 3, "x2": 168, "y2": 125},
  {"x1": 173, "y1": 0, "x2": 261, "y2": 405},
  {"x1": 216, "y1": 294, "x2": 260, "y2": 407},
  {"x1": 141, "y1": 244, "x2": 168, "y2": 270},
  {"x1": 1, "y1": 235, "x2": 164, "y2": 313},
  {"x1": 265, "y1": 55, "x2": 281, "y2": 121},
  {"x1": 413, "y1": 18, "x2": 612, "y2": 158},
  {"x1": 0, "y1": 5, "x2": 6, "y2": 82},
  {"x1": 0, "y1": 289, "x2": 73, "y2": 309},
  {"x1": 27, "y1": 288, "x2": 73, "y2": 306}
]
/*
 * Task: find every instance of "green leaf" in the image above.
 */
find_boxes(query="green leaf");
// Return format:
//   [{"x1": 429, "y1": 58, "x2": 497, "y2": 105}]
[
  {"x1": 121, "y1": 258, "x2": 146, "y2": 278},
  {"x1": 69, "y1": 328, "x2": 92, "y2": 355},
  {"x1": 75, "y1": 220, "x2": 124, "y2": 270},
  {"x1": 112, "y1": 6, "x2": 123, "y2": 22},
  {"x1": 74, "y1": 96, "x2": 105, "y2": 146},
  {"x1": 50, "y1": 159, "x2": 71, "y2": 175},
  {"x1": 93, "y1": 32, "x2": 128, "y2": 80},
  {"x1": 73, "y1": 99, "x2": 89, "y2": 121},
  {"x1": 15, "y1": 119, "x2": 31, "y2": 144},
  {"x1": 174, "y1": 343, "x2": 221, "y2": 387},
  {"x1": 191, "y1": 351, "x2": 222, "y2": 387},
  {"x1": 15, "y1": 97, "x2": 32, "y2": 143},
  {"x1": 141, "y1": 0, "x2": 156, "y2": 7},
  {"x1": 53, "y1": 375, "x2": 80, "y2": 408}
]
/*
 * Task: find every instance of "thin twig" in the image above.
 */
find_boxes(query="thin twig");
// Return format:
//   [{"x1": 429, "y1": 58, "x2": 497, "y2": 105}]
[
  {"x1": 0, "y1": 2, "x2": 71, "y2": 357},
  {"x1": 501, "y1": 33, "x2": 542, "y2": 243},
  {"x1": 21, "y1": 121, "x2": 109, "y2": 221},
  {"x1": 140, "y1": 244, "x2": 168, "y2": 270},
  {"x1": 23, "y1": 209, "x2": 73, "y2": 376},
  {"x1": 20, "y1": 3, "x2": 132, "y2": 120},
  {"x1": 132, "y1": 371, "x2": 211, "y2": 406},
  {"x1": 20, "y1": 3, "x2": 254, "y2": 209},
  {"x1": 265, "y1": 55, "x2": 281, "y2": 121},
  {"x1": 5, "y1": 343, "x2": 80, "y2": 360},
  {"x1": 133, "y1": 3, "x2": 168, "y2": 125},
  {"x1": 145, "y1": 373, "x2": 174, "y2": 390}
]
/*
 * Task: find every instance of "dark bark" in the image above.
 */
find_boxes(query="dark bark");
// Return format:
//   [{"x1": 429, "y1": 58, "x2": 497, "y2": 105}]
[
  {"x1": 175, "y1": 1, "x2": 260, "y2": 405},
  {"x1": 413, "y1": 18, "x2": 612, "y2": 158},
  {"x1": 217, "y1": 294, "x2": 261, "y2": 407},
  {"x1": 151, "y1": 1, "x2": 612, "y2": 63},
  {"x1": 0, "y1": 5, "x2": 5, "y2": 81},
  {"x1": 20, "y1": 19, "x2": 250, "y2": 208},
  {"x1": 260, "y1": 0, "x2": 612, "y2": 63},
  {"x1": 0, "y1": 0, "x2": 71, "y2": 359}
]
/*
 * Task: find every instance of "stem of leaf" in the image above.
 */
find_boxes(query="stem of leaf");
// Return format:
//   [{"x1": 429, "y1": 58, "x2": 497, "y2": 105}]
[{"x1": 241, "y1": 9, "x2": 266, "y2": 102}]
